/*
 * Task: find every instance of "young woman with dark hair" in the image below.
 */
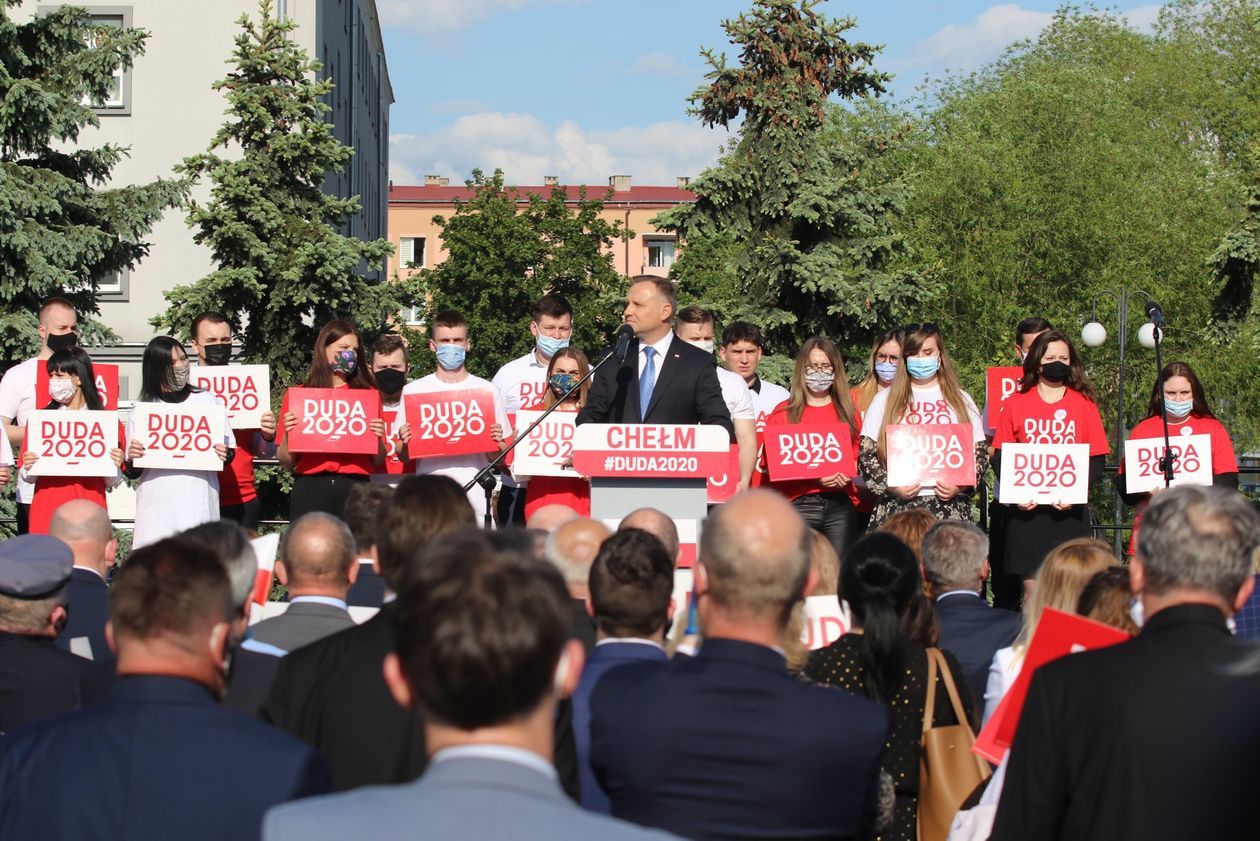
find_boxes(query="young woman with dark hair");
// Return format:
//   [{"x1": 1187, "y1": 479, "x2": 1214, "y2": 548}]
[
  {"x1": 18, "y1": 349, "x2": 124, "y2": 534},
  {"x1": 805, "y1": 532, "x2": 972, "y2": 841},
  {"x1": 277, "y1": 319, "x2": 387, "y2": 520},
  {"x1": 520, "y1": 347, "x2": 592, "y2": 520},
  {"x1": 125, "y1": 337, "x2": 232, "y2": 548},
  {"x1": 992, "y1": 330, "x2": 1109, "y2": 595}
]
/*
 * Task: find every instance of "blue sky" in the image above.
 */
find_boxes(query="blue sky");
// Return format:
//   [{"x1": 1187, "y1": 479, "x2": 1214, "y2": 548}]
[{"x1": 379, "y1": 1, "x2": 1162, "y2": 186}]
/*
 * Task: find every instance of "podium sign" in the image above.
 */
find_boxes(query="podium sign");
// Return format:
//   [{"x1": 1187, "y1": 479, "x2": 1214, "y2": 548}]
[{"x1": 573, "y1": 424, "x2": 729, "y2": 478}]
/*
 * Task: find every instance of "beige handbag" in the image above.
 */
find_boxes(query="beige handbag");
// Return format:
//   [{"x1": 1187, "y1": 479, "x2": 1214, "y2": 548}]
[{"x1": 918, "y1": 647, "x2": 992, "y2": 841}]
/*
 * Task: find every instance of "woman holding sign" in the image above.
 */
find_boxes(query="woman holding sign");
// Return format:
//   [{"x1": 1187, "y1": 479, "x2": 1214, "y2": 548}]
[
  {"x1": 124, "y1": 337, "x2": 233, "y2": 549},
  {"x1": 764, "y1": 338, "x2": 863, "y2": 555},
  {"x1": 859, "y1": 324, "x2": 987, "y2": 528},
  {"x1": 1118, "y1": 361, "x2": 1237, "y2": 555},
  {"x1": 277, "y1": 320, "x2": 387, "y2": 521},
  {"x1": 992, "y1": 330, "x2": 1109, "y2": 594},
  {"x1": 521, "y1": 347, "x2": 592, "y2": 519},
  {"x1": 850, "y1": 328, "x2": 904, "y2": 531},
  {"x1": 18, "y1": 349, "x2": 124, "y2": 534}
]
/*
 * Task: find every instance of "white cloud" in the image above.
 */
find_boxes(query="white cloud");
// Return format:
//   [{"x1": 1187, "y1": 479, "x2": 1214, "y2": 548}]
[
  {"x1": 915, "y1": 4, "x2": 1054, "y2": 74},
  {"x1": 630, "y1": 52, "x2": 688, "y2": 78},
  {"x1": 378, "y1": 0, "x2": 583, "y2": 34},
  {"x1": 389, "y1": 112, "x2": 729, "y2": 187}
]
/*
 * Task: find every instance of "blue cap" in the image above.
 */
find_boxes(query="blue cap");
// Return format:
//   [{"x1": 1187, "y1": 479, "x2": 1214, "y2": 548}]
[{"x1": 0, "y1": 535, "x2": 73, "y2": 599}]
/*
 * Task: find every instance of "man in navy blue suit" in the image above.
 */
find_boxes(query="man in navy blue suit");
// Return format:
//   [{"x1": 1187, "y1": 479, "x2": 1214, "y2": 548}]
[
  {"x1": 572, "y1": 527, "x2": 673, "y2": 813},
  {"x1": 0, "y1": 536, "x2": 329, "y2": 841},
  {"x1": 590, "y1": 490, "x2": 889, "y2": 840},
  {"x1": 921, "y1": 520, "x2": 1021, "y2": 704},
  {"x1": 50, "y1": 499, "x2": 116, "y2": 663}
]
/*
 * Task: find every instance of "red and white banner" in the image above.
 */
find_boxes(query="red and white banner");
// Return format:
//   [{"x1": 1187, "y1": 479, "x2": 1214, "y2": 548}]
[
  {"x1": 706, "y1": 444, "x2": 741, "y2": 504},
  {"x1": 985, "y1": 366, "x2": 1023, "y2": 416},
  {"x1": 380, "y1": 406, "x2": 411, "y2": 475},
  {"x1": 886, "y1": 423, "x2": 976, "y2": 490},
  {"x1": 131, "y1": 403, "x2": 226, "y2": 471},
  {"x1": 37, "y1": 363, "x2": 119, "y2": 410},
  {"x1": 249, "y1": 532, "x2": 280, "y2": 606},
  {"x1": 998, "y1": 443, "x2": 1090, "y2": 505},
  {"x1": 801, "y1": 595, "x2": 850, "y2": 650},
  {"x1": 25, "y1": 410, "x2": 118, "y2": 477},
  {"x1": 763, "y1": 424, "x2": 856, "y2": 481},
  {"x1": 1122, "y1": 433, "x2": 1212, "y2": 494},
  {"x1": 190, "y1": 364, "x2": 270, "y2": 429},
  {"x1": 512, "y1": 410, "x2": 579, "y2": 479},
  {"x1": 285, "y1": 388, "x2": 381, "y2": 455},
  {"x1": 574, "y1": 424, "x2": 729, "y2": 478},
  {"x1": 404, "y1": 389, "x2": 497, "y2": 458}
]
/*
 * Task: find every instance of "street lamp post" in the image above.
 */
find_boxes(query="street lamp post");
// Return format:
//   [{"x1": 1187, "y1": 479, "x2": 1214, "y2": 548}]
[{"x1": 1080, "y1": 289, "x2": 1159, "y2": 556}]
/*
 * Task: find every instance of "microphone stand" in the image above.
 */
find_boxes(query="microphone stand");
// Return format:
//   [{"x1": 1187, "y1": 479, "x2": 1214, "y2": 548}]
[
  {"x1": 464, "y1": 333, "x2": 631, "y2": 528},
  {"x1": 1150, "y1": 318, "x2": 1176, "y2": 488}
]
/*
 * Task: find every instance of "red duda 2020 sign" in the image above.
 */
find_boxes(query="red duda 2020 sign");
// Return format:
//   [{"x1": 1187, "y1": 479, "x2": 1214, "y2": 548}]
[
  {"x1": 763, "y1": 424, "x2": 856, "y2": 482},
  {"x1": 985, "y1": 366, "x2": 1023, "y2": 418},
  {"x1": 284, "y1": 388, "x2": 381, "y2": 455},
  {"x1": 885, "y1": 423, "x2": 976, "y2": 489},
  {"x1": 404, "y1": 389, "x2": 498, "y2": 458}
]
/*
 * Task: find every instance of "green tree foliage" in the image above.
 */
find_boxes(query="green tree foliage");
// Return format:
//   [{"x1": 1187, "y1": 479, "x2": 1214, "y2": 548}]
[
  {"x1": 0, "y1": 2, "x2": 183, "y2": 363},
  {"x1": 418, "y1": 168, "x2": 631, "y2": 379},
  {"x1": 656, "y1": 0, "x2": 926, "y2": 374},
  {"x1": 152, "y1": 0, "x2": 405, "y2": 391}
]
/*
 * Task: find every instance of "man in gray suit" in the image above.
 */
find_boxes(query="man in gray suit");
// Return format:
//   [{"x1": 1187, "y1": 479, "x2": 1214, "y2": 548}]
[
  {"x1": 263, "y1": 528, "x2": 677, "y2": 841},
  {"x1": 245, "y1": 513, "x2": 357, "y2": 656}
]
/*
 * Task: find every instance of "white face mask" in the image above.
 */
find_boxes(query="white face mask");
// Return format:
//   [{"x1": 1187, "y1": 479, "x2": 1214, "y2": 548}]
[
  {"x1": 49, "y1": 378, "x2": 78, "y2": 404},
  {"x1": 686, "y1": 339, "x2": 715, "y2": 354}
]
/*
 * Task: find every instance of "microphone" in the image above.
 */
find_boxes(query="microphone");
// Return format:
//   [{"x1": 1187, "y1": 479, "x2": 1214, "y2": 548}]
[
  {"x1": 614, "y1": 323, "x2": 635, "y2": 361},
  {"x1": 1145, "y1": 300, "x2": 1165, "y2": 326}
]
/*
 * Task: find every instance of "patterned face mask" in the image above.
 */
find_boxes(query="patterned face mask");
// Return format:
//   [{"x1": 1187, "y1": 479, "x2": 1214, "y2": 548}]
[{"x1": 331, "y1": 349, "x2": 358, "y2": 376}]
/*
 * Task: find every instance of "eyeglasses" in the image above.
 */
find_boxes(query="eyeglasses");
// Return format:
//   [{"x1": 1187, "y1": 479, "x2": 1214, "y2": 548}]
[
  {"x1": 804, "y1": 365, "x2": 835, "y2": 375},
  {"x1": 901, "y1": 323, "x2": 940, "y2": 336},
  {"x1": 875, "y1": 353, "x2": 900, "y2": 363}
]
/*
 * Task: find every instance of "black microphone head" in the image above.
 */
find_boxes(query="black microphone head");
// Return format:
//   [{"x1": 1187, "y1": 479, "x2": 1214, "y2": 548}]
[
  {"x1": 1144, "y1": 300, "x2": 1164, "y2": 323},
  {"x1": 614, "y1": 323, "x2": 635, "y2": 360}
]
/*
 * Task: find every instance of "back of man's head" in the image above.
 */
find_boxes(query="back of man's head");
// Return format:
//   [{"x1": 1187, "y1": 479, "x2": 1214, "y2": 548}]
[
  {"x1": 1137, "y1": 485, "x2": 1260, "y2": 606},
  {"x1": 699, "y1": 489, "x2": 811, "y2": 625},
  {"x1": 179, "y1": 520, "x2": 257, "y2": 615},
  {"x1": 376, "y1": 475, "x2": 476, "y2": 592},
  {"x1": 48, "y1": 500, "x2": 115, "y2": 575},
  {"x1": 343, "y1": 482, "x2": 393, "y2": 557},
  {"x1": 920, "y1": 521, "x2": 988, "y2": 593},
  {"x1": 619, "y1": 508, "x2": 680, "y2": 564},
  {"x1": 279, "y1": 513, "x2": 357, "y2": 595},
  {"x1": 110, "y1": 538, "x2": 233, "y2": 652},
  {"x1": 589, "y1": 528, "x2": 674, "y2": 639},
  {"x1": 390, "y1": 528, "x2": 571, "y2": 730},
  {"x1": 543, "y1": 518, "x2": 611, "y2": 592}
]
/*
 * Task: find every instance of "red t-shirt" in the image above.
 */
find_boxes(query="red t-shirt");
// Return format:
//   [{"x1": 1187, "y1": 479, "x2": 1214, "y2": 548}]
[
  {"x1": 277, "y1": 388, "x2": 376, "y2": 476},
  {"x1": 763, "y1": 402, "x2": 863, "y2": 505},
  {"x1": 992, "y1": 387, "x2": 1110, "y2": 455},
  {"x1": 219, "y1": 428, "x2": 258, "y2": 506}
]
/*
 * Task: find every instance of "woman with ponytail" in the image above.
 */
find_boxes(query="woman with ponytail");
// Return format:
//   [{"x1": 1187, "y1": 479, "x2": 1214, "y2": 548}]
[{"x1": 805, "y1": 532, "x2": 973, "y2": 841}]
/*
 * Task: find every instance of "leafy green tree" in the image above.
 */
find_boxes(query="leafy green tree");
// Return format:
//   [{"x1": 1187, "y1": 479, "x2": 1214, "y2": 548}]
[
  {"x1": 656, "y1": 0, "x2": 925, "y2": 373},
  {"x1": 0, "y1": 2, "x2": 184, "y2": 363},
  {"x1": 418, "y1": 168, "x2": 631, "y2": 379},
  {"x1": 152, "y1": 0, "x2": 405, "y2": 391}
]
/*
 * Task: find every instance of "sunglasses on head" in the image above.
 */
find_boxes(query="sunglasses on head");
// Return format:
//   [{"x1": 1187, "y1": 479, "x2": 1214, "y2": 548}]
[{"x1": 900, "y1": 323, "x2": 940, "y2": 336}]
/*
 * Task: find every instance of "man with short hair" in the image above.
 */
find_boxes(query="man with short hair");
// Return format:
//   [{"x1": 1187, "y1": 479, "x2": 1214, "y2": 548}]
[
  {"x1": 920, "y1": 520, "x2": 1020, "y2": 702},
  {"x1": 190, "y1": 311, "x2": 278, "y2": 530},
  {"x1": 369, "y1": 333, "x2": 413, "y2": 489},
  {"x1": 676, "y1": 306, "x2": 757, "y2": 492},
  {"x1": 246, "y1": 513, "x2": 358, "y2": 656},
  {"x1": 342, "y1": 481, "x2": 392, "y2": 609},
  {"x1": 0, "y1": 534, "x2": 103, "y2": 730},
  {"x1": 577, "y1": 277, "x2": 732, "y2": 437},
  {"x1": 0, "y1": 538, "x2": 329, "y2": 841},
  {"x1": 618, "y1": 507, "x2": 681, "y2": 566},
  {"x1": 591, "y1": 490, "x2": 888, "y2": 839},
  {"x1": 264, "y1": 529, "x2": 675, "y2": 841},
  {"x1": 720, "y1": 321, "x2": 789, "y2": 428},
  {"x1": 395, "y1": 310, "x2": 511, "y2": 523},
  {"x1": 0, "y1": 298, "x2": 79, "y2": 533},
  {"x1": 527, "y1": 503, "x2": 581, "y2": 532},
  {"x1": 574, "y1": 528, "x2": 673, "y2": 813},
  {"x1": 992, "y1": 486, "x2": 1260, "y2": 841},
  {"x1": 49, "y1": 500, "x2": 117, "y2": 662},
  {"x1": 493, "y1": 294, "x2": 575, "y2": 525},
  {"x1": 544, "y1": 517, "x2": 613, "y2": 652}
]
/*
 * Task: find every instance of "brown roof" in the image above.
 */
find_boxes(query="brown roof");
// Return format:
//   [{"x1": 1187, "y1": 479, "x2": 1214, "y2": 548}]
[{"x1": 389, "y1": 183, "x2": 696, "y2": 205}]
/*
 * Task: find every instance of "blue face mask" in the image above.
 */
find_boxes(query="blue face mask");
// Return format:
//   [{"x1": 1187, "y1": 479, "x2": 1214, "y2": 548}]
[
  {"x1": 536, "y1": 334, "x2": 569, "y2": 359},
  {"x1": 874, "y1": 361, "x2": 898, "y2": 383},
  {"x1": 549, "y1": 372, "x2": 577, "y2": 395},
  {"x1": 905, "y1": 356, "x2": 939, "y2": 380},
  {"x1": 330, "y1": 349, "x2": 357, "y2": 376},
  {"x1": 1165, "y1": 398, "x2": 1194, "y2": 418},
  {"x1": 435, "y1": 344, "x2": 466, "y2": 371}
]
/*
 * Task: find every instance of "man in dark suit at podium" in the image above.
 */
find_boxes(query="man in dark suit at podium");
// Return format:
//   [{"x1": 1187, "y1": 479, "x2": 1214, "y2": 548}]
[{"x1": 577, "y1": 276, "x2": 733, "y2": 438}]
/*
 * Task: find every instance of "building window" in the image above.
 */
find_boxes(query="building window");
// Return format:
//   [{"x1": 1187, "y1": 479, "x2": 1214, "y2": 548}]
[
  {"x1": 95, "y1": 267, "x2": 130, "y2": 301},
  {"x1": 84, "y1": 8, "x2": 134, "y2": 114},
  {"x1": 645, "y1": 238, "x2": 676, "y2": 270},
  {"x1": 400, "y1": 236, "x2": 425, "y2": 270},
  {"x1": 401, "y1": 305, "x2": 424, "y2": 326}
]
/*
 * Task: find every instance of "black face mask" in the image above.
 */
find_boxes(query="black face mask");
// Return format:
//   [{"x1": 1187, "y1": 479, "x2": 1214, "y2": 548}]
[
  {"x1": 46, "y1": 332, "x2": 77, "y2": 353},
  {"x1": 203, "y1": 344, "x2": 233, "y2": 366},
  {"x1": 374, "y1": 368, "x2": 407, "y2": 395},
  {"x1": 1040, "y1": 361, "x2": 1071, "y2": 383}
]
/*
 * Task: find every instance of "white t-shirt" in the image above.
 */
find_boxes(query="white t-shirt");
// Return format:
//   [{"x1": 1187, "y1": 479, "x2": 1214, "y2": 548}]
[
  {"x1": 860, "y1": 382, "x2": 985, "y2": 442},
  {"x1": 748, "y1": 378, "x2": 790, "y2": 432},
  {"x1": 0, "y1": 358, "x2": 40, "y2": 502},
  {"x1": 395, "y1": 373, "x2": 511, "y2": 523},
  {"x1": 491, "y1": 350, "x2": 550, "y2": 489},
  {"x1": 0, "y1": 424, "x2": 13, "y2": 468},
  {"x1": 716, "y1": 367, "x2": 755, "y2": 421},
  {"x1": 126, "y1": 389, "x2": 234, "y2": 549}
]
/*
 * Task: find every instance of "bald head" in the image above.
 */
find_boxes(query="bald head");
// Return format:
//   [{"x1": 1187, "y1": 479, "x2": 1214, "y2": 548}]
[
  {"x1": 278, "y1": 513, "x2": 357, "y2": 595},
  {"x1": 698, "y1": 490, "x2": 811, "y2": 625},
  {"x1": 48, "y1": 500, "x2": 115, "y2": 576},
  {"x1": 619, "y1": 508, "x2": 680, "y2": 564},
  {"x1": 526, "y1": 504, "x2": 581, "y2": 533},
  {"x1": 544, "y1": 518, "x2": 612, "y2": 595}
]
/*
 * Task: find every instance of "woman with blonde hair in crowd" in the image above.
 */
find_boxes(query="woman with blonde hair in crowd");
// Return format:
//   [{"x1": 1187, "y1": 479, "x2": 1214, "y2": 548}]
[{"x1": 851, "y1": 328, "x2": 903, "y2": 413}]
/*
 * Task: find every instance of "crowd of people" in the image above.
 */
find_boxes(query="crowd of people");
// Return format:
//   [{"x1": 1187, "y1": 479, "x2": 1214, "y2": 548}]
[{"x1": 0, "y1": 283, "x2": 1258, "y2": 840}]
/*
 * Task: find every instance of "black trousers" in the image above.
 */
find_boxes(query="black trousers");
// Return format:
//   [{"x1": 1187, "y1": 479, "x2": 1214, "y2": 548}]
[
  {"x1": 16, "y1": 502, "x2": 30, "y2": 535},
  {"x1": 221, "y1": 497, "x2": 262, "y2": 531},
  {"x1": 289, "y1": 474, "x2": 368, "y2": 522},
  {"x1": 793, "y1": 492, "x2": 857, "y2": 558},
  {"x1": 496, "y1": 485, "x2": 527, "y2": 527}
]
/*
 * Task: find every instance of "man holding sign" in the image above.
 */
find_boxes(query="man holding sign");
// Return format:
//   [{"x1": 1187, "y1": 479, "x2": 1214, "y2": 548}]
[{"x1": 394, "y1": 310, "x2": 509, "y2": 523}]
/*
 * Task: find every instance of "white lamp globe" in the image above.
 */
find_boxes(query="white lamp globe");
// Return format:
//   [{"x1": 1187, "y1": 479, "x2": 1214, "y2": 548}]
[
  {"x1": 1137, "y1": 322, "x2": 1159, "y2": 349},
  {"x1": 1081, "y1": 322, "x2": 1107, "y2": 347}
]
